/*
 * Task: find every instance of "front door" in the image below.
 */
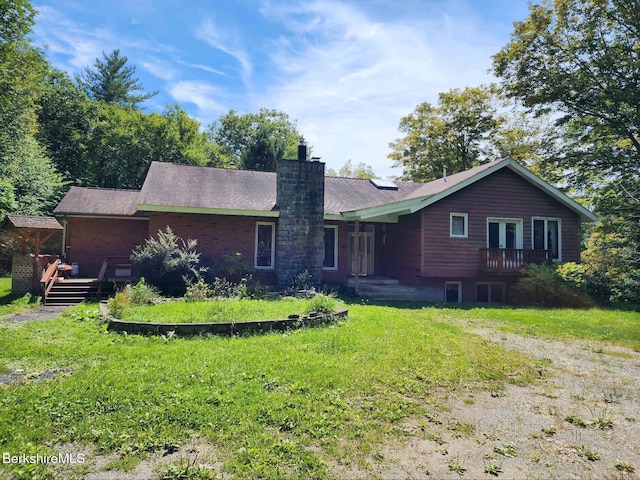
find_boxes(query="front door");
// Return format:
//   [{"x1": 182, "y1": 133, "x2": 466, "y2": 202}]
[{"x1": 348, "y1": 225, "x2": 374, "y2": 276}]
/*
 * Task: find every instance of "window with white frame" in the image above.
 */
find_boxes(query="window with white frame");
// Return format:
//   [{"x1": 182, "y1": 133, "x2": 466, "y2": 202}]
[
  {"x1": 323, "y1": 225, "x2": 338, "y2": 270},
  {"x1": 450, "y1": 213, "x2": 468, "y2": 238},
  {"x1": 445, "y1": 281, "x2": 462, "y2": 303},
  {"x1": 255, "y1": 222, "x2": 275, "y2": 269},
  {"x1": 532, "y1": 217, "x2": 561, "y2": 260}
]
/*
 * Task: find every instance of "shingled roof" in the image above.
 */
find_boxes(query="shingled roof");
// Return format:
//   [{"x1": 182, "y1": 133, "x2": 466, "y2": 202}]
[
  {"x1": 54, "y1": 187, "x2": 144, "y2": 217},
  {"x1": 54, "y1": 159, "x2": 597, "y2": 222},
  {"x1": 4, "y1": 215, "x2": 63, "y2": 230}
]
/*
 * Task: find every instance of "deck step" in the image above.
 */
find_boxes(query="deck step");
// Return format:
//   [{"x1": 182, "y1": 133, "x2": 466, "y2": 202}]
[{"x1": 43, "y1": 279, "x2": 112, "y2": 305}]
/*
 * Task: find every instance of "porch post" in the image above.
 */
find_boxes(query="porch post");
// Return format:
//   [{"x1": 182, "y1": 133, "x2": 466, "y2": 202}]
[{"x1": 353, "y1": 220, "x2": 360, "y2": 293}]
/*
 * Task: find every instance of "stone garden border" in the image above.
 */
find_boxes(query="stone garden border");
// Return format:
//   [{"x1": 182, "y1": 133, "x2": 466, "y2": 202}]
[{"x1": 99, "y1": 302, "x2": 348, "y2": 336}]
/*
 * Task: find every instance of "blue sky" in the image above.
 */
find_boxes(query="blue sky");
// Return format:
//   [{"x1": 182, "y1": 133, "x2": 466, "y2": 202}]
[{"x1": 31, "y1": 0, "x2": 531, "y2": 177}]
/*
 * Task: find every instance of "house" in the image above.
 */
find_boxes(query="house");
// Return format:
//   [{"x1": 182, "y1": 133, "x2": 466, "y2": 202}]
[{"x1": 53, "y1": 149, "x2": 597, "y2": 303}]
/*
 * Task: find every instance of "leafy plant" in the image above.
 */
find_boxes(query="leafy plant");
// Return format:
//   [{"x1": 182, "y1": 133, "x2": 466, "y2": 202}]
[
  {"x1": 155, "y1": 457, "x2": 216, "y2": 479},
  {"x1": 131, "y1": 227, "x2": 205, "y2": 296},
  {"x1": 448, "y1": 460, "x2": 466, "y2": 475},
  {"x1": 108, "y1": 278, "x2": 160, "y2": 317},
  {"x1": 304, "y1": 293, "x2": 338, "y2": 314},
  {"x1": 509, "y1": 264, "x2": 595, "y2": 308},
  {"x1": 484, "y1": 462, "x2": 502, "y2": 476},
  {"x1": 493, "y1": 444, "x2": 517, "y2": 457},
  {"x1": 288, "y1": 269, "x2": 313, "y2": 294},
  {"x1": 615, "y1": 460, "x2": 635, "y2": 473},
  {"x1": 184, "y1": 279, "x2": 212, "y2": 302}
]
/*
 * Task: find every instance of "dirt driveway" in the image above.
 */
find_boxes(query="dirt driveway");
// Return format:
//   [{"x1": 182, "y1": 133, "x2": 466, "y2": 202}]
[{"x1": 346, "y1": 327, "x2": 640, "y2": 479}]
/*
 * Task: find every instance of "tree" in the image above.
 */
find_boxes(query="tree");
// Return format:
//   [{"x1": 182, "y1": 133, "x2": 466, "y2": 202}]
[
  {"x1": 388, "y1": 86, "x2": 504, "y2": 182},
  {"x1": 209, "y1": 108, "x2": 303, "y2": 171},
  {"x1": 0, "y1": 0, "x2": 65, "y2": 218},
  {"x1": 84, "y1": 103, "x2": 219, "y2": 189},
  {"x1": 327, "y1": 159, "x2": 377, "y2": 179},
  {"x1": 493, "y1": 0, "x2": 640, "y2": 305},
  {"x1": 77, "y1": 49, "x2": 156, "y2": 107},
  {"x1": 36, "y1": 68, "x2": 98, "y2": 183},
  {"x1": 492, "y1": 0, "x2": 639, "y2": 190}
]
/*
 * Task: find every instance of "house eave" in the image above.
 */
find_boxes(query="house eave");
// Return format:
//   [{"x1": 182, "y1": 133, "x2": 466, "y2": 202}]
[
  {"x1": 341, "y1": 159, "x2": 598, "y2": 223},
  {"x1": 137, "y1": 204, "x2": 280, "y2": 218}
]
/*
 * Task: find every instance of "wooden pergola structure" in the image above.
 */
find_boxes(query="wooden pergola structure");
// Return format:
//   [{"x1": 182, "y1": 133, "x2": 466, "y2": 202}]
[{"x1": 2, "y1": 215, "x2": 64, "y2": 291}]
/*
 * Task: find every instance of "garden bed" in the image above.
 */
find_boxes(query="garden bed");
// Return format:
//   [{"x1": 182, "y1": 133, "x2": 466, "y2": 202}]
[{"x1": 100, "y1": 301, "x2": 348, "y2": 336}]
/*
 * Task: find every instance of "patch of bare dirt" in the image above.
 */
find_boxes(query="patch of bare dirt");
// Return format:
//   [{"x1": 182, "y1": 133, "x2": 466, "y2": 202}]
[{"x1": 336, "y1": 330, "x2": 640, "y2": 479}]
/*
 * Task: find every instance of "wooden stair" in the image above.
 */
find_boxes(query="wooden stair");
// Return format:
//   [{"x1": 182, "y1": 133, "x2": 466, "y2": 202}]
[{"x1": 44, "y1": 279, "x2": 111, "y2": 306}]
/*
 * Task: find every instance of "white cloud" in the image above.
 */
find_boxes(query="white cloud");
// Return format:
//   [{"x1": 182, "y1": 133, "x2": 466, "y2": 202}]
[
  {"x1": 195, "y1": 18, "x2": 252, "y2": 86},
  {"x1": 254, "y1": 0, "x2": 504, "y2": 177},
  {"x1": 167, "y1": 81, "x2": 228, "y2": 126}
]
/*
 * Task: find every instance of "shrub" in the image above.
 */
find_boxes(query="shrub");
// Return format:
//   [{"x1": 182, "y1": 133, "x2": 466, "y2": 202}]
[
  {"x1": 509, "y1": 264, "x2": 595, "y2": 308},
  {"x1": 304, "y1": 293, "x2": 338, "y2": 314},
  {"x1": 184, "y1": 278, "x2": 213, "y2": 302},
  {"x1": 108, "y1": 278, "x2": 160, "y2": 318},
  {"x1": 131, "y1": 227, "x2": 205, "y2": 296},
  {"x1": 288, "y1": 269, "x2": 313, "y2": 294}
]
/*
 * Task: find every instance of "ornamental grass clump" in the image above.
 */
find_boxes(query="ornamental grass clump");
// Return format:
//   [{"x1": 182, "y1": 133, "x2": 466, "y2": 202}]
[{"x1": 304, "y1": 293, "x2": 338, "y2": 314}]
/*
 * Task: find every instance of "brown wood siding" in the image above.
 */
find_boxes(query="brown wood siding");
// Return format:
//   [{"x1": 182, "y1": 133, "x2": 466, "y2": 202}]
[
  {"x1": 420, "y1": 169, "x2": 582, "y2": 278},
  {"x1": 380, "y1": 213, "x2": 423, "y2": 283},
  {"x1": 65, "y1": 217, "x2": 149, "y2": 277}
]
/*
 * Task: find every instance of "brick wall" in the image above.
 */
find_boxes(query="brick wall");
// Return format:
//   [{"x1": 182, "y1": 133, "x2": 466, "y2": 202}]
[
  {"x1": 149, "y1": 212, "x2": 277, "y2": 285},
  {"x1": 65, "y1": 217, "x2": 149, "y2": 277}
]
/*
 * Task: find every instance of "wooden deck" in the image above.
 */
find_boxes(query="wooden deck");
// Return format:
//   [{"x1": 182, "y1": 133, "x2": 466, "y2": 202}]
[{"x1": 480, "y1": 248, "x2": 551, "y2": 274}]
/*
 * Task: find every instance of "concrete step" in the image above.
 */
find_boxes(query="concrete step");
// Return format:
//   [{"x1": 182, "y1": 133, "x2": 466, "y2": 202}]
[{"x1": 353, "y1": 281, "x2": 424, "y2": 301}]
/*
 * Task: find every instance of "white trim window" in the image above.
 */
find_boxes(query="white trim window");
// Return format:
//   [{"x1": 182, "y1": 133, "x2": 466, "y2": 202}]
[
  {"x1": 450, "y1": 213, "x2": 468, "y2": 238},
  {"x1": 255, "y1": 222, "x2": 275, "y2": 269},
  {"x1": 487, "y1": 218, "x2": 523, "y2": 249},
  {"x1": 532, "y1": 217, "x2": 561, "y2": 260},
  {"x1": 445, "y1": 281, "x2": 462, "y2": 303},
  {"x1": 323, "y1": 225, "x2": 338, "y2": 270}
]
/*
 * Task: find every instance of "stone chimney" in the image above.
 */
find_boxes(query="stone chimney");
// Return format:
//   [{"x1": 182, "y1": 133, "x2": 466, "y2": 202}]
[{"x1": 275, "y1": 139, "x2": 325, "y2": 289}]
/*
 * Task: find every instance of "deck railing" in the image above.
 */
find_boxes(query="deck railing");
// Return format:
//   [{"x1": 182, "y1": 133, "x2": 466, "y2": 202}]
[
  {"x1": 480, "y1": 248, "x2": 551, "y2": 274},
  {"x1": 41, "y1": 259, "x2": 60, "y2": 302}
]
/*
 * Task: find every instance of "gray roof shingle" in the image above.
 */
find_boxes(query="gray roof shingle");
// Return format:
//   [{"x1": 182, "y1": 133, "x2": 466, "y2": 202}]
[{"x1": 54, "y1": 187, "x2": 143, "y2": 216}]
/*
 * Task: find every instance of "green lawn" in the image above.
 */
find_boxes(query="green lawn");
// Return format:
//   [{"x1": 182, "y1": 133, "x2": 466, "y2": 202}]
[
  {"x1": 120, "y1": 297, "x2": 334, "y2": 323},
  {"x1": 0, "y1": 302, "x2": 638, "y2": 479},
  {"x1": 0, "y1": 277, "x2": 40, "y2": 317}
]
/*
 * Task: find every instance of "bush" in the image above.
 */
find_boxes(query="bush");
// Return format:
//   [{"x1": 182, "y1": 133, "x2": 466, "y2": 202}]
[
  {"x1": 131, "y1": 227, "x2": 205, "y2": 296},
  {"x1": 287, "y1": 269, "x2": 313, "y2": 294},
  {"x1": 108, "y1": 278, "x2": 160, "y2": 317},
  {"x1": 304, "y1": 293, "x2": 338, "y2": 314},
  {"x1": 509, "y1": 264, "x2": 595, "y2": 308},
  {"x1": 184, "y1": 278, "x2": 213, "y2": 302}
]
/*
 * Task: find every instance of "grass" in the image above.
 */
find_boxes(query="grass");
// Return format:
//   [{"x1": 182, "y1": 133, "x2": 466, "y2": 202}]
[
  {"x1": 0, "y1": 301, "x2": 638, "y2": 479},
  {"x1": 119, "y1": 297, "x2": 338, "y2": 323},
  {"x1": 0, "y1": 277, "x2": 41, "y2": 318},
  {"x1": 441, "y1": 307, "x2": 640, "y2": 351}
]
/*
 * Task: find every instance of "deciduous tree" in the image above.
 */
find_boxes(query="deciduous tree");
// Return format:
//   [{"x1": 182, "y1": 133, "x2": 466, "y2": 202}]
[
  {"x1": 209, "y1": 108, "x2": 303, "y2": 171},
  {"x1": 388, "y1": 86, "x2": 503, "y2": 182}
]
